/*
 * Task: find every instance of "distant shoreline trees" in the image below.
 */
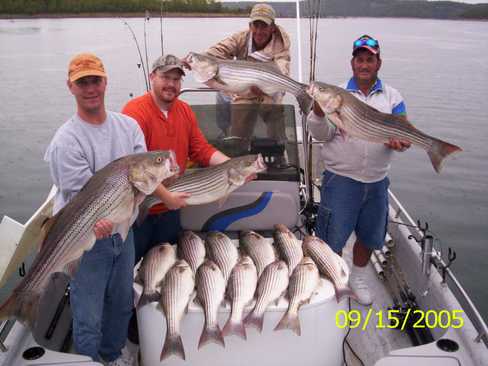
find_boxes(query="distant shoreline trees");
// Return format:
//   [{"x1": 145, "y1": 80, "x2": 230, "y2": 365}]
[{"x1": 0, "y1": 0, "x2": 230, "y2": 15}]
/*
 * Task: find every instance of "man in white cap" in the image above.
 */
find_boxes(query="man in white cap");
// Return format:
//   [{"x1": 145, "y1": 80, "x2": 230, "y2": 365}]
[{"x1": 206, "y1": 3, "x2": 290, "y2": 142}]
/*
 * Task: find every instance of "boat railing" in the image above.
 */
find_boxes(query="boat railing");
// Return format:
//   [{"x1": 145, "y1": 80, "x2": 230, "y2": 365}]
[{"x1": 388, "y1": 190, "x2": 488, "y2": 347}]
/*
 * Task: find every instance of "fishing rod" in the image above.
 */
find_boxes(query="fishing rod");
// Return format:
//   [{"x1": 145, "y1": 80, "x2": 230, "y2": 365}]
[
  {"x1": 160, "y1": 0, "x2": 165, "y2": 55},
  {"x1": 123, "y1": 20, "x2": 150, "y2": 92},
  {"x1": 144, "y1": 9, "x2": 151, "y2": 88}
]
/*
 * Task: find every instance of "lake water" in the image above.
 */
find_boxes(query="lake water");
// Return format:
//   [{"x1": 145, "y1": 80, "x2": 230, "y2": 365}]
[{"x1": 0, "y1": 16, "x2": 487, "y2": 320}]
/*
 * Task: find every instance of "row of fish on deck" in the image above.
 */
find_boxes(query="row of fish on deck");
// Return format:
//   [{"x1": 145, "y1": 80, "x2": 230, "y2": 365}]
[
  {"x1": 186, "y1": 52, "x2": 462, "y2": 173},
  {"x1": 136, "y1": 225, "x2": 354, "y2": 361}
]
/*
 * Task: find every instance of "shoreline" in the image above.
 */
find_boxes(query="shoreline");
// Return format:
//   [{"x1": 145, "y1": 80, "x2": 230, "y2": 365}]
[
  {"x1": 0, "y1": 12, "x2": 247, "y2": 19},
  {"x1": 1, "y1": 12, "x2": 486, "y2": 21}
]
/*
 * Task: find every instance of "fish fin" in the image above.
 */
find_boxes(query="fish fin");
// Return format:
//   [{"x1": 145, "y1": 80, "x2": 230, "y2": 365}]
[
  {"x1": 160, "y1": 334, "x2": 186, "y2": 361},
  {"x1": 274, "y1": 311, "x2": 301, "y2": 336},
  {"x1": 62, "y1": 258, "x2": 81, "y2": 278},
  {"x1": 428, "y1": 140, "x2": 462, "y2": 173},
  {"x1": 39, "y1": 216, "x2": 58, "y2": 249},
  {"x1": 0, "y1": 290, "x2": 41, "y2": 330},
  {"x1": 136, "y1": 195, "x2": 161, "y2": 226},
  {"x1": 214, "y1": 74, "x2": 227, "y2": 86},
  {"x1": 335, "y1": 285, "x2": 358, "y2": 303},
  {"x1": 296, "y1": 89, "x2": 313, "y2": 115},
  {"x1": 222, "y1": 317, "x2": 247, "y2": 340},
  {"x1": 244, "y1": 310, "x2": 264, "y2": 333},
  {"x1": 227, "y1": 168, "x2": 245, "y2": 186},
  {"x1": 137, "y1": 291, "x2": 160, "y2": 308},
  {"x1": 198, "y1": 324, "x2": 225, "y2": 349},
  {"x1": 218, "y1": 194, "x2": 230, "y2": 208}
]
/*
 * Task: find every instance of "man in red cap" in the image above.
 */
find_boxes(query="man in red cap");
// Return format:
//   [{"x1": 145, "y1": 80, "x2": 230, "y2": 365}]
[
  {"x1": 308, "y1": 35, "x2": 411, "y2": 306},
  {"x1": 44, "y1": 53, "x2": 146, "y2": 365}
]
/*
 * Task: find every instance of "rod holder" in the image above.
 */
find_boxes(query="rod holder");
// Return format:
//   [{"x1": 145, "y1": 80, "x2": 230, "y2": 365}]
[{"x1": 422, "y1": 235, "x2": 434, "y2": 277}]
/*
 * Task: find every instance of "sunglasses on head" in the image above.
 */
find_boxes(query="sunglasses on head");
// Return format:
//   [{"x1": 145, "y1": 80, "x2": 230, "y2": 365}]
[{"x1": 353, "y1": 37, "x2": 379, "y2": 49}]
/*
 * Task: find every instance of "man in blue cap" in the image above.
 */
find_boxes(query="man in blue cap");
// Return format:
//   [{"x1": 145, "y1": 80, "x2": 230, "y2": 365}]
[{"x1": 307, "y1": 35, "x2": 411, "y2": 305}]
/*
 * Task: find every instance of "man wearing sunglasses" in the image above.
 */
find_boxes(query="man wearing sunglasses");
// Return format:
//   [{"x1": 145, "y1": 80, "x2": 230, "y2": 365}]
[
  {"x1": 308, "y1": 35, "x2": 411, "y2": 306},
  {"x1": 205, "y1": 3, "x2": 290, "y2": 144},
  {"x1": 44, "y1": 53, "x2": 146, "y2": 365}
]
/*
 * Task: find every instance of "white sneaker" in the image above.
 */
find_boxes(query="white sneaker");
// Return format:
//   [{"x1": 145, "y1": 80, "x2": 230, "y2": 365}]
[
  {"x1": 106, "y1": 342, "x2": 139, "y2": 366},
  {"x1": 349, "y1": 265, "x2": 373, "y2": 306}
]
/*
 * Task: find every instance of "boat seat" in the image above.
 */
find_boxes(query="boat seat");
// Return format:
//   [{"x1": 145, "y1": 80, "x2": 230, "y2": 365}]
[{"x1": 179, "y1": 180, "x2": 300, "y2": 232}]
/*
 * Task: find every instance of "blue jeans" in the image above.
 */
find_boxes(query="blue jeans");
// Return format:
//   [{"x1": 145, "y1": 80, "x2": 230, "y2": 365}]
[
  {"x1": 133, "y1": 210, "x2": 181, "y2": 265},
  {"x1": 316, "y1": 171, "x2": 389, "y2": 253},
  {"x1": 70, "y1": 230, "x2": 135, "y2": 362}
]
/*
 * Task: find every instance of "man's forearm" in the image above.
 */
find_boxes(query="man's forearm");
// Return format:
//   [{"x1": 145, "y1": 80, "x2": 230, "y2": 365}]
[
  {"x1": 153, "y1": 184, "x2": 172, "y2": 204},
  {"x1": 209, "y1": 151, "x2": 230, "y2": 166}
]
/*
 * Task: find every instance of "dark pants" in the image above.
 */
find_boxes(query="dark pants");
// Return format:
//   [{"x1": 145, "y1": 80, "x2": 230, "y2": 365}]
[
  {"x1": 71, "y1": 231, "x2": 135, "y2": 362},
  {"x1": 132, "y1": 209, "x2": 181, "y2": 266}
]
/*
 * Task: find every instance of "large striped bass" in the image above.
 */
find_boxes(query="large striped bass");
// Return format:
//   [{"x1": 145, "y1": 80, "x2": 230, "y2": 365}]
[
  {"x1": 177, "y1": 231, "x2": 206, "y2": 274},
  {"x1": 195, "y1": 260, "x2": 226, "y2": 349},
  {"x1": 239, "y1": 231, "x2": 276, "y2": 278},
  {"x1": 302, "y1": 235, "x2": 356, "y2": 303},
  {"x1": 308, "y1": 81, "x2": 462, "y2": 173},
  {"x1": 160, "y1": 260, "x2": 195, "y2": 361},
  {"x1": 168, "y1": 154, "x2": 266, "y2": 205},
  {"x1": 0, "y1": 151, "x2": 178, "y2": 328},
  {"x1": 136, "y1": 154, "x2": 267, "y2": 224},
  {"x1": 205, "y1": 231, "x2": 239, "y2": 283},
  {"x1": 136, "y1": 243, "x2": 176, "y2": 308},
  {"x1": 274, "y1": 257, "x2": 319, "y2": 336},
  {"x1": 244, "y1": 260, "x2": 289, "y2": 333},
  {"x1": 186, "y1": 52, "x2": 313, "y2": 114},
  {"x1": 223, "y1": 255, "x2": 258, "y2": 340},
  {"x1": 273, "y1": 224, "x2": 303, "y2": 275}
]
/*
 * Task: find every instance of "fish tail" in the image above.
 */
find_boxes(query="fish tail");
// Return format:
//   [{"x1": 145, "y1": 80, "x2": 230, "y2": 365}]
[
  {"x1": 222, "y1": 317, "x2": 247, "y2": 340},
  {"x1": 198, "y1": 324, "x2": 225, "y2": 349},
  {"x1": 296, "y1": 89, "x2": 313, "y2": 114},
  {"x1": 335, "y1": 285, "x2": 358, "y2": 304},
  {"x1": 160, "y1": 333, "x2": 185, "y2": 361},
  {"x1": 274, "y1": 311, "x2": 301, "y2": 336},
  {"x1": 0, "y1": 290, "x2": 40, "y2": 329},
  {"x1": 137, "y1": 291, "x2": 160, "y2": 308},
  {"x1": 244, "y1": 310, "x2": 264, "y2": 333},
  {"x1": 428, "y1": 140, "x2": 462, "y2": 173}
]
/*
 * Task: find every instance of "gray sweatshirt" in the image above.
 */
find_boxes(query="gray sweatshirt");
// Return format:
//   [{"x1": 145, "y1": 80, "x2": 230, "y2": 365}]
[{"x1": 44, "y1": 111, "x2": 147, "y2": 214}]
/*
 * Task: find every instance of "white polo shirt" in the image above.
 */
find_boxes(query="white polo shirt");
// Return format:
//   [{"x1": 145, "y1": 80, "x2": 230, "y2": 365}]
[{"x1": 308, "y1": 78, "x2": 406, "y2": 183}]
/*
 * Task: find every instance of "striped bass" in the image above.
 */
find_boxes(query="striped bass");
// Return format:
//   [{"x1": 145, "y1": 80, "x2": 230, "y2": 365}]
[
  {"x1": 136, "y1": 243, "x2": 176, "y2": 308},
  {"x1": 195, "y1": 260, "x2": 226, "y2": 349},
  {"x1": 135, "y1": 154, "x2": 267, "y2": 224},
  {"x1": 302, "y1": 235, "x2": 356, "y2": 303},
  {"x1": 273, "y1": 224, "x2": 303, "y2": 275},
  {"x1": 244, "y1": 260, "x2": 289, "y2": 333},
  {"x1": 0, "y1": 151, "x2": 178, "y2": 329},
  {"x1": 177, "y1": 231, "x2": 206, "y2": 274},
  {"x1": 160, "y1": 260, "x2": 195, "y2": 361},
  {"x1": 168, "y1": 154, "x2": 266, "y2": 205},
  {"x1": 239, "y1": 231, "x2": 276, "y2": 278},
  {"x1": 223, "y1": 255, "x2": 258, "y2": 340},
  {"x1": 205, "y1": 231, "x2": 239, "y2": 283},
  {"x1": 274, "y1": 257, "x2": 319, "y2": 336},
  {"x1": 186, "y1": 52, "x2": 313, "y2": 114},
  {"x1": 308, "y1": 81, "x2": 462, "y2": 173}
]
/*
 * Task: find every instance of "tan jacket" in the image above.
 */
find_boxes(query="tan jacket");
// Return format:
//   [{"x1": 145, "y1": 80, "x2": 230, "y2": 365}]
[{"x1": 206, "y1": 25, "x2": 291, "y2": 104}]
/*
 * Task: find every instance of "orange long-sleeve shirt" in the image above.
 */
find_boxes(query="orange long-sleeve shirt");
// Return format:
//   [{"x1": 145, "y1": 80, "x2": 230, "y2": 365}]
[{"x1": 122, "y1": 92, "x2": 217, "y2": 214}]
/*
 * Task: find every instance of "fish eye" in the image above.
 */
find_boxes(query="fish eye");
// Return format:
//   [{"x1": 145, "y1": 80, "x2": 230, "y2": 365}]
[{"x1": 156, "y1": 156, "x2": 162, "y2": 163}]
